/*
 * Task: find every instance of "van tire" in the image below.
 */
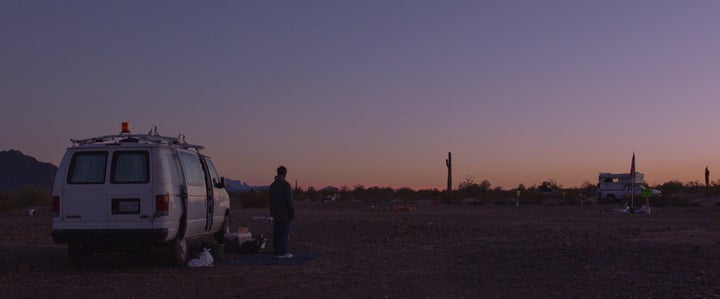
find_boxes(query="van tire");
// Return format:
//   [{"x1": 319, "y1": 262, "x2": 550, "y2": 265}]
[
  {"x1": 169, "y1": 233, "x2": 188, "y2": 266},
  {"x1": 214, "y1": 214, "x2": 230, "y2": 244},
  {"x1": 606, "y1": 194, "x2": 616, "y2": 202}
]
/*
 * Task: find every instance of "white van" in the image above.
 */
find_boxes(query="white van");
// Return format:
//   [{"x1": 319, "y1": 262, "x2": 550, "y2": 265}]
[
  {"x1": 51, "y1": 123, "x2": 231, "y2": 265},
  {"x1": 596, "y1": 172, "x2": 661, "y2": 202}
]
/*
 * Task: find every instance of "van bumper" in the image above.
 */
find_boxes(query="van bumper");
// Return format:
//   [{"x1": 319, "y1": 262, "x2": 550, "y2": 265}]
[{"x1": 51, "y1": 229, "x2": 169, "y2": 248}]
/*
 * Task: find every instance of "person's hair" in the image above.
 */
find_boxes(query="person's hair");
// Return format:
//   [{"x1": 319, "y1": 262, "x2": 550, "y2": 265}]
[{"x1": 277, "y1": 166, "x2": 287, "y2": 176}]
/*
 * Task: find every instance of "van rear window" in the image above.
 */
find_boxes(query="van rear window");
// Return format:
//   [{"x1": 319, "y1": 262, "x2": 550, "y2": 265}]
[
  {"x1": 68, "y1": 151, "x2": 108, "y2": 184},
  {"x1": 111, "y1": 151, "x2": 149, "y2": 184}
]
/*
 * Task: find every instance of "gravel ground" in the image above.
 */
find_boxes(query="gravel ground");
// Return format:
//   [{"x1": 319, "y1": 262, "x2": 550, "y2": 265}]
[{"x1": 1, "y1": 200, "x2": 719, "y2": 298}]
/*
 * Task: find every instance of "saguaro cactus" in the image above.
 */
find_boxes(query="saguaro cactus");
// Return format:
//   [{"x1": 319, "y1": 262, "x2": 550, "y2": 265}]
[{"x1": 446, "y1": 152, "x2": 452, "y2": 196}]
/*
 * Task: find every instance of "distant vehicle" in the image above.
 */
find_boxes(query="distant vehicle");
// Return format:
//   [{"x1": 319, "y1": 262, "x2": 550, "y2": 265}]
[
  {"x1": 51, "y1": 123, "x2": 231, "y2": 265},
  {"x1": 539, "y1": 182, "x2": 565, "y2": 198},
  {"x1": 596, "y1": 172, "x2": 661, "y2": 203}
]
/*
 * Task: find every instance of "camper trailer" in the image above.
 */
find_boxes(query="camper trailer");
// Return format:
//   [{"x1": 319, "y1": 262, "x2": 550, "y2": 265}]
[
  {"x1": 596, "y1": 172, "x2": 661, "y2": 202},
  {"x1": 51, "y1": 123, "x2": 231, "y2": 265}
]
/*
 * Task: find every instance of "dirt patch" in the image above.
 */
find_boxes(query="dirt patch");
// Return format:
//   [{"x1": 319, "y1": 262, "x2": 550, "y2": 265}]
[{"x1": 1, "y1": 201, "x2": 719, "y2": 298}]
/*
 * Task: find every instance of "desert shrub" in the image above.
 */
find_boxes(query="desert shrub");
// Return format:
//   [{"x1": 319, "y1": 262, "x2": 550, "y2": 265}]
[
  {"x1": 443, "y1": 190, "x2": 463, "y2": 204},
  {"x1": 559, "y1": 196, "x2": 578, "y2": 205},
  {"x1": 416, "y1": 188, "x2": 442, "y2": 200},
  {"x1": 17, "y1": 185, "x2": 51, "y2": 207},
  {"x1": 492, "y1": 197, "x2": 517, "y2": 206},
  {"x1": 684, "y1": 181, "x2": 704, "y2": 194},
  {"x1": 579, "y1": 181, "x2": 597, "y2": 196},
  {"x1": 560, "y1": 186, "x2": 597, "y2": 205},
  {"x1": 663, "y1": 193, "x2": 700, "y2": 207},
  {"x1": 519, "y1": 189, "x2": 544, "y2": 205},
  {"x1": 351, "y1": 185, "x2": 366, "y2": 200},
  {"x1": 395, "y1": 187, "x2": 416, "y2": 201},
  {"x1": 363, "y1": 186, "x2": 395, "y2": 202},
  {"x1": 658, "y1": 180, "x2": 684, "y2": 195},
  {"x1": 458, "y1": 176, "x2": 491, "y2": 199},
  {"x1": 0, "y1": 185, "x2": 51, "y2": 211},
  {"x1": 647, "y1": 195, "x2": 666, "y2": 207},
  {"x1": 701, "y1": 186, "x2": 718, "y2": 197},
  {"x1": 304, "y1": 186, "x2": 321, "y2": 201},
  {"x1": 337, "y1": 185, "x2": 352, "y2": 201},
  {"x1": 235, "y1": 191, "x2": 268, "y2": 208}
]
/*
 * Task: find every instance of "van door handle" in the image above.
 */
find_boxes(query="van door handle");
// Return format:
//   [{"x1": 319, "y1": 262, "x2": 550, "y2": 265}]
[{"x1": 67, "y1": 215, "x2": 81, "y2": 219}]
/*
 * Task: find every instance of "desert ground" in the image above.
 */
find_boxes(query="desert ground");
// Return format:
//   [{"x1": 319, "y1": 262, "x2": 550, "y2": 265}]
[{"x1": 1, "y1": 200, "x2": 718, "y2": 298}]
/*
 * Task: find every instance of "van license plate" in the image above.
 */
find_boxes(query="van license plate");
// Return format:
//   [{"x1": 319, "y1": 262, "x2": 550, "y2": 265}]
[
  {"x1": 119, "y1": 201, "x2": 139, "y2": 212},
  {"x1": 114, "y1": 199, "x2": 140, "y2": 214}
]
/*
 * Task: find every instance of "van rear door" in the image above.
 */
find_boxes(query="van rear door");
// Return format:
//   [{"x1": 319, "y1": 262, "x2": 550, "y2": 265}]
[
  {"x1": 203, "y1": 157, "x2": 228, "y2": 231},
  {"x1": 199, "y1": 157, "x2": 214, "y2": 232},
  {"x1": 107, "y1": 150, "x2": 152, "y2": 228},
  {"x1": 62, "y1": 151, "x2": 109, "y2": 229},
  {"x1": 177, "y1": 151, "x2": 208, "y2": 237}
]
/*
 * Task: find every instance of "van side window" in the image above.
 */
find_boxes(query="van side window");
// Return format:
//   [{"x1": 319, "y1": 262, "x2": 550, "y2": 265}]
[
  {"x1": 204, "y1": 158, "x2": 221, "y2": 187},
  {"x1": 170, "y1": 153, "x2": 186, "y2": 185},
  {"x1": 111, "y1": 151, "x2": 149, "y2": 184},
  {"x1": 180, "y1": 152, "x2": 205, "y2": 186},
  {"x1": 68, "y1": 151, "x2": 108, "y2": 184}
]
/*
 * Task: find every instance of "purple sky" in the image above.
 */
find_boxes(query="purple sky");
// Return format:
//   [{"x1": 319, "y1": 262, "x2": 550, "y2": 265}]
[{"x1": 2, "y1": 1, "x2": 720, "y2": 189}]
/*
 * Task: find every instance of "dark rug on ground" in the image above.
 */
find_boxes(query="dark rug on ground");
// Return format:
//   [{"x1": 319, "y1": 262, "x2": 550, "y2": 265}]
[{"x1": 219, "y1": 253, "x2": 318, "y2": 266}]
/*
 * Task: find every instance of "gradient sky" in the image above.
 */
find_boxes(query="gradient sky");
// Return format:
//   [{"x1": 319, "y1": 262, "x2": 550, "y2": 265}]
[{"x1": 2, "y1": 1, "x2": 720, "y2": 190}]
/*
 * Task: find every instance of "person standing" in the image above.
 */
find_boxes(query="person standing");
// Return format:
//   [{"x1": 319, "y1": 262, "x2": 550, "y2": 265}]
[
  {"x1": 269, "y1": 166, "x2": 295, "y2": 258},
  {"x1": 705, "y1": 166, "x2": 710, "y2": 187}
]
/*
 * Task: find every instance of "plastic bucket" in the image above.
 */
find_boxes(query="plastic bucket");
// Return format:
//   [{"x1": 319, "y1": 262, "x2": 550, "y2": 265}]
[{"x1": 210, "y1": 244, "x2": 225, "y2": 261}]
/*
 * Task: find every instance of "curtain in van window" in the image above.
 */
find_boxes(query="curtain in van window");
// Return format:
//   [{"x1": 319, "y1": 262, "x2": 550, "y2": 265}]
[
  {"x1": 69, "y1": 152, "x2": 107, "y2": 184},
  {"x1": 112, "y1": 151, "x2": 149, "y2": 183}
]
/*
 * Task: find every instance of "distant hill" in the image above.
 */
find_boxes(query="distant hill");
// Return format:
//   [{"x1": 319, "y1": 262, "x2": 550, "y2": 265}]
[
  {"x1": 224, "y1": 178, "x2": 267, "y2": 193},
  {"x1": 0, "y1": 150, "x2": 57, "y2": 192}
]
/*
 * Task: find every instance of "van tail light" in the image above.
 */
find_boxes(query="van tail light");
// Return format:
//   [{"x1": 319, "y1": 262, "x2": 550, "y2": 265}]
[
  {"x1": 155, "y1": 194, "x2": 169, "y2": 216},
  {"x1": 52, "y1": 196, "x2": 60, "y2": 217}
]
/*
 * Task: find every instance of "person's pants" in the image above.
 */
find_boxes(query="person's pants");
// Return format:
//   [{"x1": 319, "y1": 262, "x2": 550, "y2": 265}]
[{"x1": 272, "y1": 221, "x2": 291, "y2": 255}]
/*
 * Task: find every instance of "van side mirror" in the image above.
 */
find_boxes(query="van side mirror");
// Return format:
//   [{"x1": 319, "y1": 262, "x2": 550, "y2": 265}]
[{"x1": 214, "y1": 177, "x2": 226, "y2": 189}]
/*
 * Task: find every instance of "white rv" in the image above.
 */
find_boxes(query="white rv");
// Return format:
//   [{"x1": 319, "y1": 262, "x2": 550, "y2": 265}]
[
  {"x1": 596, "y1": 172, "x2": 661, "y2": 202},
  {"x1": 51, "y1": 123, "x2": 231, "y2": 265}
]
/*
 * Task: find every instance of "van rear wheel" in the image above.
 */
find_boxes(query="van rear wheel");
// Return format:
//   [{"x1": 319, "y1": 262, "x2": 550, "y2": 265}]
[
  {"x1": 214, "y1": 214, "x2": 230, "y2": 243},
  {"x1": 169, "y1": 234, "x2": 188, "y2": 266}
]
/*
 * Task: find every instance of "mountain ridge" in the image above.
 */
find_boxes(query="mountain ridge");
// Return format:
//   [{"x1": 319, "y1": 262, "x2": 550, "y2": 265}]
[{"x1": 0, "y1": 150, "x2": 57, "y2": 192}]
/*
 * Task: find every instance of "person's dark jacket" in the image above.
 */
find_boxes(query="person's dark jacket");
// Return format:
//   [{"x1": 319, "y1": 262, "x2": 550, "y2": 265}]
[{"x1": 269, "y1": 175, "x2": 294, "y2": 222}]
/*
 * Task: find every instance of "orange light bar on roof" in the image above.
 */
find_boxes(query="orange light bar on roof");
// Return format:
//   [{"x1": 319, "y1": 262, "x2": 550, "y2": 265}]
[{"x1": 121, "y1": 122, "x2": 131, "y2": 133}]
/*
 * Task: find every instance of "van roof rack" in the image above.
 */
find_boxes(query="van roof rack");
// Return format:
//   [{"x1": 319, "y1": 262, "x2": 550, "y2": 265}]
[{"x1": 71, "y1": 132, "x2": 204, "y2": 151}]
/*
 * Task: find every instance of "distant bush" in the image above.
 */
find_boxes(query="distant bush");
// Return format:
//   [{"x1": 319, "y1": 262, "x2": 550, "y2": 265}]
[
  {"x1": 0, "y1": 185, "x2": 51, "y2": 211},
  {"x1": 395, "y1": 187, "x2": 416, "y2": 201},
  {"x1": 658, "y1": 180, "x2": 685, "y2": 195},
  {"x1": 458, "y1": 176, "x2": 491, "y2": 199},
  {"x1": 659, "y1": 193, "x2": 700, "y2": 207},
  {"x1": 492, "y1": 197, "x2": 517, "y2": 206},
  {"x1": 230, "y1": 191, "x2": 268, "y2": 209},
  {"x1": 274, "y1": 179, "x2": 718, "y2": 207},
  {"x1": 442, "y1": 190, "x2": 462, "y2": 204}
]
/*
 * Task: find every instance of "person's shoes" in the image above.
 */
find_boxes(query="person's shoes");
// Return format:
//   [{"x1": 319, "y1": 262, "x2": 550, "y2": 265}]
[{"x1": 277, "y1": 253, "x2": 293, "y2": 259}]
